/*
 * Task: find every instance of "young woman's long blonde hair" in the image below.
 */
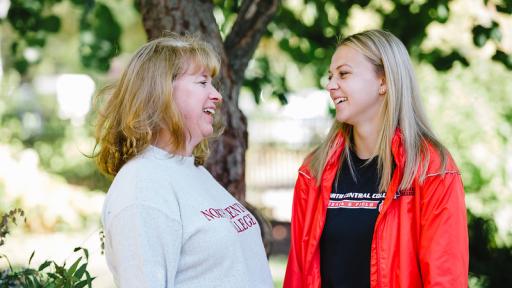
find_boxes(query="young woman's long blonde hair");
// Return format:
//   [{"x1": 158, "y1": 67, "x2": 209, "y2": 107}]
[
  {"x1": 309, "y1": 29, "x2": 447, "y2": 191},
  {"x1": 94, "y1": 34, "x2": 221, "y2": 176}
]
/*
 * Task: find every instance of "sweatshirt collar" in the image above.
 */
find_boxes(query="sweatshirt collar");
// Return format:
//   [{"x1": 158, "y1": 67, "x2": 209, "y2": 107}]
[{"x1": 145, "y1": 145, "x2": 195, "y2": 166}]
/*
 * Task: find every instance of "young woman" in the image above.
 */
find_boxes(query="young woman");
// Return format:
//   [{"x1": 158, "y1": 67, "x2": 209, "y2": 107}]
[
  {"x1": 284, "y1": 30, "x2": 468, "y2": 287},
  {"x1": 95, "y1": 35, "x2": 273, "y2": 288}
]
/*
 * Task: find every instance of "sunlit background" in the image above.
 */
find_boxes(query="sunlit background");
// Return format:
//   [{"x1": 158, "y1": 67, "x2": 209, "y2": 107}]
[{"x1": 1, "y1": 0, "x2": 511, "y2": 287}]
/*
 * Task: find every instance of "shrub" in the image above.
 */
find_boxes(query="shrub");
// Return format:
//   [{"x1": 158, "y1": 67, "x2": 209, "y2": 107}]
[{"x1": 0, "y1": 209, "x2": 95, "y2": 288}]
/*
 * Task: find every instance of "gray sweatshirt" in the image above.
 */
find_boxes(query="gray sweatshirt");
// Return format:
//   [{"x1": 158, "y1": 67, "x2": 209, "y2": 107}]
[{"x1": 102, "y1": 146, "x2": 273, "y2": 288}]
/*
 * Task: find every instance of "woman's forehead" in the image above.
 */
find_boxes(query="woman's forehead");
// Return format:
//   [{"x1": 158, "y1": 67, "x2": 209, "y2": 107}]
[
  {"x1": 329, "y1": 45, "x2": 372, "y2": 72},
  {"x1": 182, "y1": 58, "x2": 216, "y2": 76},
  {"x1": 180, "y1": 60, "x2": 207, "y2": 75}
]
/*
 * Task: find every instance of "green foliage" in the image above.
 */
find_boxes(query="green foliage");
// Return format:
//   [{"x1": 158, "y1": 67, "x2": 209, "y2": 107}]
[
  {"x1": 79, "y1": 3, "x2": 122, "y2": 72},
  {"x1": 472, "y1": 21, "x2": 501, "y2": 47},
  {"x1": 380, "y1": 0, "x2": 450, "y2": 49},
  {"x1": 213, "y1": 0, "x2": 241, "y2": 38},
  {"x1": 420, "y1": 49, "x2": 470, "y2": 71},
  {"x1": 0, "y1": 74, "x2": 111, "y2": 192},
  {"x1": 4, "y1": 0, "x2": 63, "y2": 74},
  {"x1": 414, "y1": 59, "x2": 512, "y2": 287},
  {"x1": 0, "y1": 209, "x2": 95, "y2": 287},
  {"x1": 0, "y1": 91, "x2": 68, "y2": 149},
  {"x1": 0, "y1": 249, "x2": 95, "y2": 288},
  {"x1": 244, "y1": 57, "x2": 288, "y2": 105},
  {"x1": 4, "y1": 0, "x2": 121, "y2": 75},
  {"x1": 0, "y1": 209, "x2": 25, "y2": 247},
  {"x1": 4, "y1": 0, "x2": 510, "y2": 104},
  {"x1": 468, "y1": 211, "x2": 512, "y2": 287},
  {"x1": 247, "y1": 0, "x2": 512, "y2": 102},
  {"x1": 496, "y1": 0, "x2": 512, "y2": 13},
  {"x1": 492, "y1": 50, "x2": 512, "y2": 70}
]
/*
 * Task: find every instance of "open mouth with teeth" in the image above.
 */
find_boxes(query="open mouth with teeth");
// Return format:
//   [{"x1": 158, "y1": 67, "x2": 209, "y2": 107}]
[
  {"x1": 335, "y1": 97, "x2": 348, "y2": 104},
  {"x1": 203, "y1": 108, "x2": 215, "y2": 116}
]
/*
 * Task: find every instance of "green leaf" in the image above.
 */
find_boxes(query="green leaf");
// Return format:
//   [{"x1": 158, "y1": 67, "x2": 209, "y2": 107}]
[
  {"x1": 74, "y1": 247, "x2": 89, "y2": 260},
  {"x1": 55, "y1": 264, "x2": 67, "y2": 276},
  {"x1": 66, "y1": 257, "x2": 82, "y2": 278},
  {"x1": 74, "y1": 263, "x2": 87, "y2": 279},
  {"x1": 489, "y1": 22, "x2": 502, "y2": 42},
  {"x1": 41, "y1": 15, "x2": 61, "y2": 32},
  {"x1": 47, "y1": 272, "x2": 61, "y2": 280},
  {"x1": 496, "y1": 2, "x2": 512, "y2": 13},
  {"x1": 85, "y1": 271, "x2": 95, "y2": 288},
  {"x1": 38, "y1": 260, "x2": 52, "y2": 271},
  {"x1": 74, "y1": 279, "x2": 90, "y2": 288},
  {"x1": 29, "y1": 250, "x2": 35, "y2": 265},
  {"x1": 492, "y1": 50, "x2": 512, "y2": 70},
  {"x1": 14, "y1": 58, "x2": 29, "y2": 74},
  {"x1": 25, "y1": 275, "x2": 36, "y2": 288}
]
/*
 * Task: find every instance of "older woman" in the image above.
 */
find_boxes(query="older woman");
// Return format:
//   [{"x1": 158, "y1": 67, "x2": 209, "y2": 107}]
[{"x1": 95, "y1": 34, "x2": 273, "y2": 288}]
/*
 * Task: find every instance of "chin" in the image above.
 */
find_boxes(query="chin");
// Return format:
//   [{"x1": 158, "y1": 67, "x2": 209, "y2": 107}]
[
  {"x1": 335, "y1": 114, "x2": 348, "y2": 123},
  {"x1": 200, "y1": 128, "x2": 214, "y2": 139},
  {"x1": 335, "y1": 116, "x2": 355, "y2": 126}
]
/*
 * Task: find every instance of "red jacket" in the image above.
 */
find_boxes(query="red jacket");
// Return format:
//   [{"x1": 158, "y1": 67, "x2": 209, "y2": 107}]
[{"x1": 284, "y1": 130, "x2": 468, "y2": 288}]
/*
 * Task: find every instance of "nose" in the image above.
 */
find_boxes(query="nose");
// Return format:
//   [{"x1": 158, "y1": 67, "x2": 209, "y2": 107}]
[
  {"x1": 326, "y1": 77, "x2": 338, "y2": 91},
  {"x1": 210, "y1": 87, "x2": 222, "y2": 103}
]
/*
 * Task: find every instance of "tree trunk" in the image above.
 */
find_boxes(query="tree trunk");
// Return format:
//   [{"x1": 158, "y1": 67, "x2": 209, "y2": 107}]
[{"x1": 138, "y1": 0, "x2": 278, "y2": 201}]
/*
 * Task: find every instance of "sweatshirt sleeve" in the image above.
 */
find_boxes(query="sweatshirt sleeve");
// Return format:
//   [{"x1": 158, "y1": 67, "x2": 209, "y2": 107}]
[
  {"x1": 284, "y1": 169, "x2": 310, "y2": 288},
  {"x1": 418, "y1": 171, "x2": 469, "y2": 288},
  {"x1": 105, "y1": 204, "x2": 182, "y2": 288}
]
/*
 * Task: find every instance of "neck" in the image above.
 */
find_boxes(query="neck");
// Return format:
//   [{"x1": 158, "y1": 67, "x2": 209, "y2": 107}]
[
  {"x1": 352, "y1": 122, "x2": 381, "y2": 160},
  {"x1": 153, "y1": 128, "x2": 196, "y2": 156}
]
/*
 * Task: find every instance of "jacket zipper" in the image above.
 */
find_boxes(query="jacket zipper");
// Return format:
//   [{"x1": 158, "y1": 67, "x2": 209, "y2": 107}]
[{"x1": 376, "y1": 166, "x2": 398, "y2": 288}]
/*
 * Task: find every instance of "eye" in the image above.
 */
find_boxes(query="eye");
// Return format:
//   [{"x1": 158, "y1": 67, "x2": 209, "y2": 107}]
[{"x1": 339, "y1": 71, "x2": 349, "y2": 77}]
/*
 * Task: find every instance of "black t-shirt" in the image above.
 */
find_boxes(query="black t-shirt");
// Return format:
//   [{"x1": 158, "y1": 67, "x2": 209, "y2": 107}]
[{"x1": 320, "y1": 149, "x2": 385, "y2": 288}]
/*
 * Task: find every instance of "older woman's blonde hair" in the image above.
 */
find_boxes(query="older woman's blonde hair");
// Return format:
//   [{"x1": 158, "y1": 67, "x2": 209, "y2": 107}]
[
  {"x1": 94, "y1": 34, "x2": 221, "y2": 176},
  {"x1": 309, "y1": 29, "x2": 447, "y2": 191}
]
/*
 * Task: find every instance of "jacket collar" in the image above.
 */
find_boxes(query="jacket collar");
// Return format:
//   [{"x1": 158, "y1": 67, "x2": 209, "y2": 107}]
[
  {"x1": 329, "y1": 127, "x2": 405, "y2": 167},
  {"x1": 390, "y1": 127, "x2": 405, "y2": 170}
]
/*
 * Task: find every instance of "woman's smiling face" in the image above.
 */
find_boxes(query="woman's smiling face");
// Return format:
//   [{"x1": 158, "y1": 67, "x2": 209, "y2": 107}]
[
  {"x1": 173, "y1": 64, "x2": 222, "y2": 147},
  {"x1": 326, "y1": 45, "x2": 386, "y2": 127}
]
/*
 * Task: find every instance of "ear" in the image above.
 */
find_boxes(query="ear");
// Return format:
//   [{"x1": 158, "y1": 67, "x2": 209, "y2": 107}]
[{"x1": 378, "y1": 77, "x2": 387, "y2": 95}]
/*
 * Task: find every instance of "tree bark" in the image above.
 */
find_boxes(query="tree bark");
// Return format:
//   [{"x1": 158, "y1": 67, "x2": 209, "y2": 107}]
[{"x1": 138, "y1": 0, "x2": 278, "y2": 200}]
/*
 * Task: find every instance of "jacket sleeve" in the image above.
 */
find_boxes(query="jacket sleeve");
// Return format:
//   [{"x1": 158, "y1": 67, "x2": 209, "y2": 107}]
[
  {"x1": 283, "y1": 170, "x2": 310, "y2": 288},
  {"x1": 418, "y1": 171, "x2": 469, "y2": 287}
]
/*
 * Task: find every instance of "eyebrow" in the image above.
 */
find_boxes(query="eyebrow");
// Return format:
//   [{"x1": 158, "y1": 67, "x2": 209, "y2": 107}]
[{"x1": 328, "y1": 64, "x2": 352, "y2": 74}]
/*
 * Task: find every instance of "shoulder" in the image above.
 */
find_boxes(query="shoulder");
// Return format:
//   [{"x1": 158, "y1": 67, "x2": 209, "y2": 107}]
[
  {"x1": 298, "y1": 153, "x2": 315, "y2": 181},
  {"x1": 103, "y1": 155, "x2": 179, "y2": 221},
  {"x1": 112, "y1": 155, "x2": 173, "y2": 194},
  {"x1": 422, "y1": 142, "x2": 459, "y2": 178},
  {"x1": 116, "y1": 154, "x2": 159, "y2": 178},
  {"x1": 294, "y1": 153, "x2": 320, "y2": 199},
  {"x1": 413, "y1": 144, "x2": 466, "y2": 209},
  {"x1": 298, "y1": 162, "x2": 312, "y2": 179}
]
